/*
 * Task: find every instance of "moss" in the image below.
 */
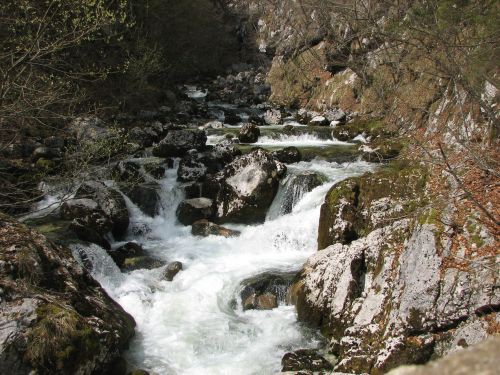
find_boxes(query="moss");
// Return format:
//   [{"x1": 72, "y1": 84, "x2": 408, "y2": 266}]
[
  {"x1": 26, "y1": 303, "x2": 100, "y2": 373},
  {"x1": 318, "y1": 160, "x2": 428, "y2": 249}
]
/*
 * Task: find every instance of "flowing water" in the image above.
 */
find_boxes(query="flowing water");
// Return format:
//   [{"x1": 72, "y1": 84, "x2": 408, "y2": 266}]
[{"x1": 66, "y1": 131, "x2": 373, "y2": 374}]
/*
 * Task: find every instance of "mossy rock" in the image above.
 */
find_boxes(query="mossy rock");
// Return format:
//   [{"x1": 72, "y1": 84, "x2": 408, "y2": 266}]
[
  {"x1": 361, "y1": 139, "x2": 404, "y2": 163},
  {"x1": 26, "y1": 304, "x2": 101, "y2": 373},
  {"x1": 318, "y1": 161, "x2": 428, "y2": 249}
]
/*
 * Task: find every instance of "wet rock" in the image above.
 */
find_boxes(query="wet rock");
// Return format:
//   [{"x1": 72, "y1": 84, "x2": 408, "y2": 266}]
[
  {"x1": 125, "y1": 182, "x2": 161, "y2": 217},
  {"x1": 176, "y1": 198, "x2": 214, "y2": 226},
  {"x1": 69, "y1": 216, "x2": 112, "y2": 250},
  {"x1": 121, "y1": 256, "x2": 165, "y2": 272},
  {"x1": 240, "y1": 272, "x2": 294, "y2": 310},
  {"x1": 281, "y1": 349, "x2": 334, "y2": 372},
  {"x1": 108, "y1": 242, "x2": 145, "y2": 268},
  {"x1": 214, "y1": 140, "x2": 242, "y2": 161},
  {"x1": 296, "y1": 109, "x2": 319, "y2": 123},
  {"x1": 0, "y1": 214, "x2": 135, "y2": 375},
  {"x1": 61, "y1": 198, "x2": 113, "y2": 249},
  {"x1": 269, "y1": 172, "x2": 324, "y2": 218},
  {"x1": 152, "y1": 129, "x2": 207, "y2": 157},
  {"x1": 204, "y1": 149, "x2": 286, "y2": 223},
  {"x1": 272, "y1": 146, "x2": 302, "y2": 164},
  {"x1": 163, "y1": 261, "x2": 183, "y2": 281},
  {"x1": 245, "y1": 293, "x2": 278, "y2": 310},
  {"x1": 129, "y1": 126, "x2": 159, "y2": 148},
  {"x1": 191, "y1": 219, "x2": 240, "y2": 238},
  {"x1": 143, "y1": 162, "x2": 166, "y2": 179},
  {"x1": 264, "y1": 108, "x2": 282, "y2": 125},
  {"x1": 74, "y1": 181, "x2": 129, "y2": 238},
  {"x1": 238, "y1": 123, "x2": 261, "y2": 143}
]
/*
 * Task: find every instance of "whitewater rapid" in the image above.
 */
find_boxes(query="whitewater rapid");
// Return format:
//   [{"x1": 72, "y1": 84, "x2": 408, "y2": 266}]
[{"x1": 71, "y1": 148, "x2": 373, "y2": 374}]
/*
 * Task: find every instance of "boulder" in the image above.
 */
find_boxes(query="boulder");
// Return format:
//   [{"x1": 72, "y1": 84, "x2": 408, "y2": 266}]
[
  {"x1": 74, "y1": 181, "x2": 129, "y2": 238},
  {"x1": 177, "y1": 153, "x2": 209, "y2": 182},
  {"x1": 324, "y1": 108, "x2": 346, "y2": 123},
  {"x1": 108, "y1": 242, "x2": 145, "y2": 269},
  {"x1": 163, "y1": 261, "x2": 183, "y2": 281},
  {"x1": 191, "y1": 219, "x2": 240, "y2": 238},
  {"x1": 317, "y1": 164, "x2": 427, "y2": 249},
  {"x1": 240, "y1": 272, "x2": 294, "y2": 311},
  {"x1": 125, "y1": 182, "x2": 161, "y2": 217},
  {"x1": 224, "y1": 111, "x2": 241, "y2": 125},
  {"x1": 264, "y1": 109, "x2": 282, "y2": 125},
  {"x1": 176, "y1": 198, "x2": 214, "y2": 226},
  {"x1": 308, "y1": 115, "x2": 329, "y2": 126},
  {"x1": 238, "y1": 123, "x2": 261, "y2": 143},
  {"x1": 204, "y1": 149, "x2": 286, "y2": 223},
  {"x1": 281, "y1": 349, "x2": 333, "y2": 372},
  {"x1": 69, "y1": 215, "x2": 112, "y2": 250},
  {"x1": 152, "y1": 129, "x2": 207, "y2": 157},
  {"x1": 272, "y1": 146, "x2": 302, "y2": 164},
  {"x1": 113, "y1": 161, "x2": 145, "y2": 185},
  {"x1": 200, "y1": 120, "x2": 224, "y2": 129},
  {"x1": 143, "y1": 161, "x2": 166, "y2": 179},
  {"x1": 248, "y1": 114, "x2": 265, "y2": 125},
  {"x1": 0, "y1": 214, "x2": 135, "y2": 375}
]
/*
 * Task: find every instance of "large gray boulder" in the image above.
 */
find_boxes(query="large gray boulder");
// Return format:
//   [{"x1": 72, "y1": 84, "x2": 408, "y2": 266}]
[
  {"x1": 0, "y1": 214, "x2": 135, "y2": 375},
  {"x1": 152, "y1": 129, "x2": 207, "y2": 157},
  {"x1": 203, "y1": 149, "x2": 286, "y2": 223}
]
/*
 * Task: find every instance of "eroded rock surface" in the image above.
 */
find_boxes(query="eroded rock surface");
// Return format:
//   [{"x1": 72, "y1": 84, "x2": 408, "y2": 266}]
[{"x1": 292, "y1": 164, "x2": 499, "y2": 374}]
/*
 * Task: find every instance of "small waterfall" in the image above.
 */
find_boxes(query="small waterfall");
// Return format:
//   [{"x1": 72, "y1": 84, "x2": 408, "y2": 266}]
[{"x1": 267, "y1": 171, "x2": 325, "y2": 221}]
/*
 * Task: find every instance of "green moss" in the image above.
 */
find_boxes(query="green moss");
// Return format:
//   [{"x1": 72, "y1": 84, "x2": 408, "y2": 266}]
[{"x1": 26, "y1": 303, "x2": 100, "y2": 372}]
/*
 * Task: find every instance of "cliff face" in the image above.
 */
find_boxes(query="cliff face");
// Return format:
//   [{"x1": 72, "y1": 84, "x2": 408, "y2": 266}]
[
  {"x1": 0, "y1": 214, "x2": 135, "y2": 374},
  {"x1": 290, "y1": 165, "x2": 498, "y2": 373}
]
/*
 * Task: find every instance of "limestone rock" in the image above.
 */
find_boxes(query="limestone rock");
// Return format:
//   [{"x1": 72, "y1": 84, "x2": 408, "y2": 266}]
[
  {"x1": 0, "y1": 214, "x2": 135, "y2": 375},
  {"x1": 203, "y1": 149, "x2": 286, "y2": 223},
  {"x1": 74, "y1": 181, "x2": 129, "y2": 238}
]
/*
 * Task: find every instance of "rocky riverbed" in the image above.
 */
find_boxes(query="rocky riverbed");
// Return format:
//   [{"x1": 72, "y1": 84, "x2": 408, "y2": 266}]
[{"x1": 1, "y1": 63, "x2": 497, "y2": 375}]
